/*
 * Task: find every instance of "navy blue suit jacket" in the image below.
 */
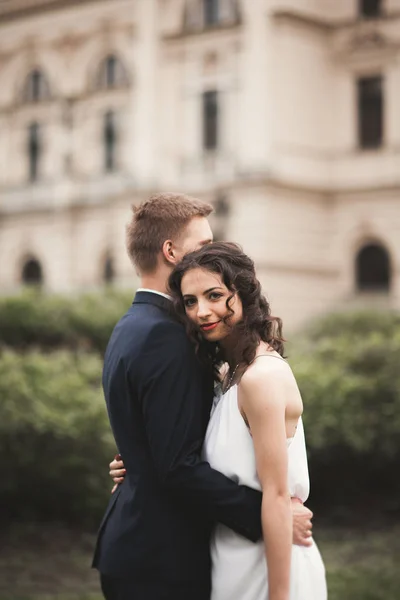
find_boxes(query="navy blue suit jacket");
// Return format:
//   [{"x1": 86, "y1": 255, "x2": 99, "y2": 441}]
[{"x1": 93, "y1": 291, "x2": 262, "y2": 586}]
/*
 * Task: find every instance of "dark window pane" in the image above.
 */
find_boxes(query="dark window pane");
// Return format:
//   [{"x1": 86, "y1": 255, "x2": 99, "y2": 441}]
[
  {"x1": 204, "y1": 0, "x2": 219, "y2": 26},
  {"x1": 104, "y1": 255, "x2": 115, "y2": 284},
  {"x1": 185, "y1": 0, "x2": 239, "y2": 30},
  {"x1": 358, "y1": 76, "x2": 383, "y2": 148},
  {"x1": 215, "y1": 194, "x2": 229, "y2": 217},
  {"x1": 22, "y1": 259, "x2": 43, "y2": 286},
  {"x1": 203, "y1": 90, "x2": 218, "y2": 150},
  {"x1": 23, "y1": 69, "x2": 49, "y2": 103},
  {"x1": 359, "y1": 0, "x2": 381, "y2": 18},
  {"x1": 356, "y1": 244, "x2": 390, "y2": 291},
  {"x1": 28, "y1": 122, "x2": 40, "y2": 181},
  {"x1": 104, "y1": 111, "x2": 117, "y2": 171},
  {"x1": 213, "y1": 194, "x2": 229, "y2": 240},
  {"x1": 32, "y1": 70, "x2": 41, "y2": 102},
  {"x1": 97, "y1": 55, "x2": 128, "y2": 90},
  {"x1": 106, "y1": 56, "x2": 117, "y2": 88}
]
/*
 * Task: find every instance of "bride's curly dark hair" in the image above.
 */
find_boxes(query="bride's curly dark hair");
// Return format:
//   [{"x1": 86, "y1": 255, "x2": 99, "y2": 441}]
[{"x1": 168, "y1": 242, "x2": 285, "y2": 379}]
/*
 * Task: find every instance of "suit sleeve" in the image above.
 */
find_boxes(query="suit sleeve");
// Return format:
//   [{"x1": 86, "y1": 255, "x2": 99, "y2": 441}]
[{"x1": 130, "y1": 320, "x2": 262, "y2": 542}]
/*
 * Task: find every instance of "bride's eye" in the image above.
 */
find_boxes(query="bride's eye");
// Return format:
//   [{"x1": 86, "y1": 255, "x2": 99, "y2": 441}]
[
  {"x1": 209, "y1": 292, "x2": 223, "y2": 301},
  {"x1": 184, "y1": 297, "x2": 196, "y2": 307}
]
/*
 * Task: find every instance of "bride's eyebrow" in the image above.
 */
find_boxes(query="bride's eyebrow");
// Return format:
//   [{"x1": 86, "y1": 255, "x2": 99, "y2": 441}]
[{"x1": 182, "y1": 287, "x2": 223, "y2": 299}]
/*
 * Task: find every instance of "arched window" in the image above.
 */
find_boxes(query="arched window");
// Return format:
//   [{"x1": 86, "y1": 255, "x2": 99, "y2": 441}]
[
  {"x1": 103, "y1": 253, "x2": 115, "y2": 284},
  {"x1": 22, "y1": 69, "x2": 50, "y2": 103},
  {"x1": 104, "y1": 111, "x2": 117, "y2": 172},
  {"x1": 356, "y1": 243, "x2": 391, "y2": 292},
  {"x1": 95, "y1": 54, "x2": 129, "y2": 90},
  {"x1": 28, "y1": 122, "x2": 41, "y2": 181},
  {"x1": 22, "y1": 257, "x2": 43, "y2": 286}
]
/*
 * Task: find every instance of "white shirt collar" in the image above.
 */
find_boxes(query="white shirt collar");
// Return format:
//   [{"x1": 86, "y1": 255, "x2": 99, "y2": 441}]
[{"x1": 137, "y1": 288, "x2": 172, "y2": 301}]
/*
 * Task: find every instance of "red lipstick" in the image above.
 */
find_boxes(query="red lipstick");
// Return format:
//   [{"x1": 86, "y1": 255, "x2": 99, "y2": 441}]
[{"x1": 200, "y1": 321, "x2": 220, "y2": 332}]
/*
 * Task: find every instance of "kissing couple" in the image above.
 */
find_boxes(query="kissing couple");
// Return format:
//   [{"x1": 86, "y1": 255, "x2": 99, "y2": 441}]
[{"x1": 92, "y1": 193, "x2": 327, "y2": 600}]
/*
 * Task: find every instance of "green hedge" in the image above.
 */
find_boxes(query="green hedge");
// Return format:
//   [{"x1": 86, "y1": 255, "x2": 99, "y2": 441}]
[
  {"x1": 0, "y1": 289, "x2": 132, "y2": 353},
  {"x1": 1, "y1": 295, "x2": 400, "y2": 524},
  {"x1": 0, "y1": 290, "x2": 130, "y2": 524},
  {"x1": 0, "y1": 349, "x2": 114, "y2": 524},
  {"x1": 290, "y1": 310, "x2": 400, "y2": 518},
  {"x1": 291, "y1": 311, "x2": 400, "y2": 457}
]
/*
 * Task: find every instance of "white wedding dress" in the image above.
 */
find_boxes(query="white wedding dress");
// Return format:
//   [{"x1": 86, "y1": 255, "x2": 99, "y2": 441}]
[{"x1": 202, "y1": 382, "x2": 327, "y2": 600}]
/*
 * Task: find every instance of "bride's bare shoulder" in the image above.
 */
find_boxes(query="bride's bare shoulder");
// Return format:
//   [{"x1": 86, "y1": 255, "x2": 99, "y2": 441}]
[
  {"x1": 239, "y1": 354, "x2": 302, "y2": 419},
  {"x1": 239, "y1": 355, "x2": 295, "y2": 398},
  {"x1": 243, "y1": 354, "x2": 291, "y2": 381}
]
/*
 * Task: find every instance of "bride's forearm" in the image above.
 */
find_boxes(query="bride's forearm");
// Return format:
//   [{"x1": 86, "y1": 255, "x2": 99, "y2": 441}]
[{"x1": 262, "y1": 492, "x2": 292, "y2": 600}]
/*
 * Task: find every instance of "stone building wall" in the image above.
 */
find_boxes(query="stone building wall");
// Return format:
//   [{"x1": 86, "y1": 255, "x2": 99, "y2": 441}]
[{"x1": 0, "y1": 0, "x2": 399, "y2": 329}]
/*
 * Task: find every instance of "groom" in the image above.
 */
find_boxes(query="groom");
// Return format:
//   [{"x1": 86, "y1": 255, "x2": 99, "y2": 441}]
[{"x1": 93, "y1": 192, "x2": 313, "y2": 600}]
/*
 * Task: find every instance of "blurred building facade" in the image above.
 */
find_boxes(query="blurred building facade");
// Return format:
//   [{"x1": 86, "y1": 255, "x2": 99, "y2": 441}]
[{"x1": 0, "y1": 0, "x2": 399, "y2": 328}]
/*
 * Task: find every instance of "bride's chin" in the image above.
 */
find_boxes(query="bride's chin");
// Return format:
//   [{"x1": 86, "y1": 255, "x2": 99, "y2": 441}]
[{"x1": 199, "y1": 330, "x2": 223, "y2": 342}]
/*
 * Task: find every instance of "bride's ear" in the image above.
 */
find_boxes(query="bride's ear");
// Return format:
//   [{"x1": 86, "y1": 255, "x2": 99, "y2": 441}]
[{"x1": 162, "y1": 240, "x2": 178, "y2": 265}]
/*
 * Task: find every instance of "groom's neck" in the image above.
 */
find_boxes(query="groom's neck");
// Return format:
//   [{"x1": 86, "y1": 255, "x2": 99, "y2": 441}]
[{"x1": 140, "y1": 271, "x2": 169, "y2": 295}]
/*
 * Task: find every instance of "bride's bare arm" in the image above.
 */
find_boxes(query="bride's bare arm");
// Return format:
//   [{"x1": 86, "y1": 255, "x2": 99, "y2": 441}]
[{"x1": 239, "y1": 367, "x2": 292, "y2": 600}]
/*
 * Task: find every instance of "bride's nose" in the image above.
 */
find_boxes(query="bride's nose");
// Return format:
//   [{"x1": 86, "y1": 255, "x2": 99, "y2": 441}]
[{"x1": 197, "y1": 299, "x2": 212, "y2": 319}]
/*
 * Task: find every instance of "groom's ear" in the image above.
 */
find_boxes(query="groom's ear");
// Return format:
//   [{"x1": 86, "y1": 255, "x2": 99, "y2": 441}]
[{"x1": 161, "y1": 239, "x2": 178, "y2": 265}]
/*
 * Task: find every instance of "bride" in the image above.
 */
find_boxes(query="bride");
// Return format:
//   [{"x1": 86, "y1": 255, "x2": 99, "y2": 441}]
[{"x1": 110, "y1": 242, "x2": 327, "y2": 600}]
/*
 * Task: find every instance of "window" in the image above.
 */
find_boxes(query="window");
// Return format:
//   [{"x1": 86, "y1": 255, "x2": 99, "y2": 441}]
[
  {"x1": 104, "y1": 111, "x2": 117, "y2": 172},
  {"x1": 22, "y1": 69, "x2": 50, "y2": 103},
  {"x1": 204, "y1": 0, "x2": 219, "y2": 26},
  {"x1": 215, "y1": 193, "x2": 229, "y2": 218},
  {"x1": 203, "y1": 90, "x2": 218, "y2": 150},
  {"x1": 184, "y1": 0, "x2": 239, "y2": 32},
  {"x1": 359, "y1": 0, "x2": 382, "y2": 18},
  {"x1": 96, "y1": 54, "x2": 129, "y2": 90},
  {"x1": 105, "y1": 55, "x2": 117, "y2": 87},
  {"x1": 103, "y1": 253, "x2": 115, "y2": 284},
  {"x1": 28, "y1": 122, "x2": 41, "y2": 181},
  {"x1": 213, "y1": 193, "x2": 230, "y2": 240},
  {"x1": 356, "y1": 243, "x2": 390, "y2": 292},
  {"x1": 358, "y1": 76, "x2": 383, "y2": 149},
  {"x1": 22, "y1": 258, "x2": 43, "y2": 286}
]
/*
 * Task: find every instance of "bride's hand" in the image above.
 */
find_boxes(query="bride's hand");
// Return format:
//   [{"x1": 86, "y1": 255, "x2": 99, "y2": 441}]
[
  {"x1": 291, "y1": 498, "x2": 313, "y2": 546},
  {"x1": 109, "y1": 454, "x2": 126, "y2": 493}
]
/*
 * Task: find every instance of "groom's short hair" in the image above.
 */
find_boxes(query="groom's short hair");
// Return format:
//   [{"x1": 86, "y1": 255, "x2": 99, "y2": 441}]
[{"x1": 127, "y1": 192, "x2": 213, "y2": 274}]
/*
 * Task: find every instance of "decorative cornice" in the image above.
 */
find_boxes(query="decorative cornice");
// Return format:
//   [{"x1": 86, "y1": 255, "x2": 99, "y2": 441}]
[
  {"x1": 271, "y1": 8, "x2": 400, "y2": 32},
  {"x1": 271, "y1": 9, "x2": 335, "y2": 33},
  {"x1": 225, "y1": 173, "x2": 400, "y2": 198},
  {"x1": 163, "y1": 22, "x2": 241, "y2": 43},
  {"x1": 0, "y1": 0, "x2": 106, "y2": 22}
]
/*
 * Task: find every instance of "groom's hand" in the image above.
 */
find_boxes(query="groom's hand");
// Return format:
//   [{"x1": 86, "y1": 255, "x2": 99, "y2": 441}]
[
  {"x1": 109, "y1": 454, "x2": 126, "y2": 493},
  {"x1": 291, "y1": 498, "x2": 313, "y2": 546}
]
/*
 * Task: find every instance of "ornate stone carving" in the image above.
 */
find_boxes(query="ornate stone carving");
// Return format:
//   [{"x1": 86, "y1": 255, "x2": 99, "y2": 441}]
[
  {"x1": 333, "y1": 20, "x2": 399, "y2": 65},
  {"x1": 52, "y1": 32, "x2": 88, "y2": 56}
]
